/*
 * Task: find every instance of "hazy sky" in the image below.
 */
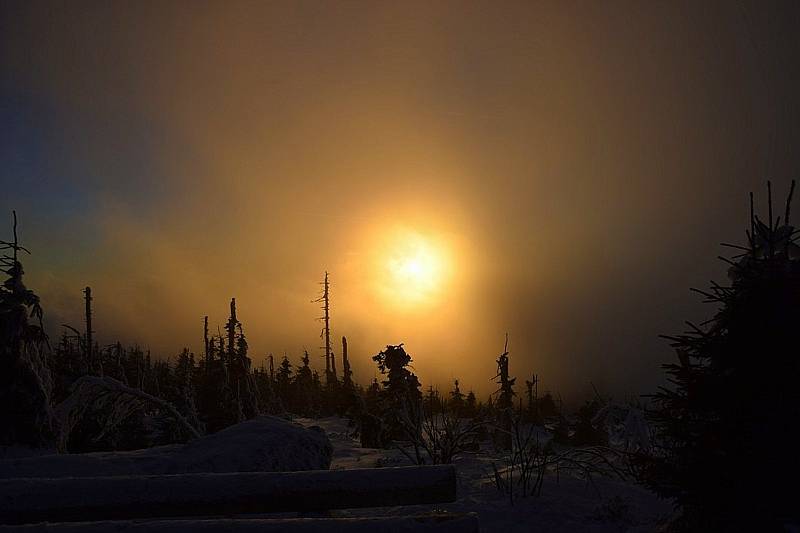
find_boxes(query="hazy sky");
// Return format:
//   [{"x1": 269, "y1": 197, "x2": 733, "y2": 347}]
[{"x1": 2, "y1": 1, "x2": 799, "y2": 400}]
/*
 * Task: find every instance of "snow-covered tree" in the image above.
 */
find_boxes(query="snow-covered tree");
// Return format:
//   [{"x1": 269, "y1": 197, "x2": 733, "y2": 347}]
[
  {"x1": 372, "y1": 344, "x2": 422, "y2": 440},
  {"x1": 0, "y1": 211, "x2": 56, "y2": 448}
]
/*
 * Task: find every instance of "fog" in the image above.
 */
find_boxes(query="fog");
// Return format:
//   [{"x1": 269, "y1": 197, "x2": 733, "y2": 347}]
[{"x1": 2, "y1": 1, "x2": 800, "y2": 400}]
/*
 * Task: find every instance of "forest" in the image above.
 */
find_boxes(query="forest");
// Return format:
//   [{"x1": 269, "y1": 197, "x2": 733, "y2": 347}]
[{"x1": 1, "y1": 181, "x2": 799, "y2": 532}]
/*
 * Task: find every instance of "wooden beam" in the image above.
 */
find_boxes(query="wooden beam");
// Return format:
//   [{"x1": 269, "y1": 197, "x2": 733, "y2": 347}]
[
  {"x1": 0, "y1": 466, "x2": 457, "y2": 525},
  {"x1": 0, "y1": 514, "x2": 479, "y2": 532}
]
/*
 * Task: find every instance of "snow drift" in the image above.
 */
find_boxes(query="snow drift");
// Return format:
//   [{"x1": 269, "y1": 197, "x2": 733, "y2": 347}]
[{"x1": 0, "y1": 416, "x2": 332, "y2": 478}]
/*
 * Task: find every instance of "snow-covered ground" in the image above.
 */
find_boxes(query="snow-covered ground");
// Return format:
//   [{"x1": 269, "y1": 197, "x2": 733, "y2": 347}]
[
  {"x1": 296, "y1": 417, "x2": 672, "y2": 533},
  {"x1": 1, "y1": 416, "x2": 332, "y2": 478}
]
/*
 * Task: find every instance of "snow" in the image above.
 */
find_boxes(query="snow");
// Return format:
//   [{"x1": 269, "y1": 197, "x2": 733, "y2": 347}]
[
  {"x1": 0, "y1": 416, "x2": 332, "y2": 478},
  {"x1": 296, "y1": 417, "x2": 671, "y2": 532},
  {"x1": 0, "y1": 415, "x2": 669, "y2": 531}
]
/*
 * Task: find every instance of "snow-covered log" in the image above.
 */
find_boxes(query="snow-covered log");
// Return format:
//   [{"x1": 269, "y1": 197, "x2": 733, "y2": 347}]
[
  {"x1": 0, "y1": 465, "x2": 457, "y2": 525},
  {"x1": 0, "y1": 416, "x2": 332, "y2": 478},
  {"x1": 0, "y1": 514, "x2": 479, "y2": 533}
]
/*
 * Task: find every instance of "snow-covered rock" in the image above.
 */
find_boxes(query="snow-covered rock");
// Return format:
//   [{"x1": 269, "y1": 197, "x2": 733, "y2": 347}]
[{"x1": 0, "y1": 416, "x2": 332, "y2": 478}]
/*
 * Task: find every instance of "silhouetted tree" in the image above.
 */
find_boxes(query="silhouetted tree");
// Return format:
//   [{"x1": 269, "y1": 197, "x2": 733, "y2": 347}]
[
  {"x1": 449, "y1": 379, "x2": 465, "y2": 415},
  {"x1": 337, "y1": 336, "x2": 360, "y2": 417},
  {"x1": 225, "y1": 298, "x2": 258, "y2": 421},
  {"x1": 492, "y1": 334, "x2": 515, "y2": 449},
  {"x1": 173, "y1": 349, "x2": 203, "y2": 435},
  {"x1": 0, "y1": 211, "x2": 56, "y2": 448},
  {"x1": 538, "y1": 392, "x2": 558, "y2": 419},
  {"x1": 372, "y1": 344, "x2": 422, "y2": 441},
  {"x1": 571, "y1": 398, "x2": 607, "y2": 446},
  {"x1": 253, "y1": 357, "x2": 280, "y2": 414},
  {"x1": 644, "y1": 182, "x2": 800, "y2": 530},
  {"x1": 292, "y1": 350, "x2": 315, "y2": 416},
  {"x1": 196, "y1": 336, "x2": 237, "y2": 433},
  {"x1": 341, "y1": 336, "x2": 353, "y2": 389},
  {"x1": 276, "y1": 354, "x2": 293, "y2": 402},
  {"x1": 464, "y1": 390, "x2": 478, "y2": 418}
]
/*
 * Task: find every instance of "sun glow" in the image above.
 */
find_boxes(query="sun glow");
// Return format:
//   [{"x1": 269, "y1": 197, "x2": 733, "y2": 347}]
[{"x1": 374, "y1": 228, "x2": 452, "y2": 308}]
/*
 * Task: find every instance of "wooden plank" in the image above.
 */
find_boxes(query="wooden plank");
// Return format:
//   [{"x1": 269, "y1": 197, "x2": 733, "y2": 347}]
[
  {"x1": 0, "y1": 466, "x2": 457, "y2": 525},
  {"x1": 0, "y1": 514, "x2": 479, "y2": 533}
]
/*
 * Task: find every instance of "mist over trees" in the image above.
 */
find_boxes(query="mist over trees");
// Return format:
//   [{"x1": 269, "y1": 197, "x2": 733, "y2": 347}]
[
  {"x1": 0, "y1": 216, "x2": 564, "y2": 456},
  {"x1": 2, "y1": 182, "x2": 800, "y2": 530}
]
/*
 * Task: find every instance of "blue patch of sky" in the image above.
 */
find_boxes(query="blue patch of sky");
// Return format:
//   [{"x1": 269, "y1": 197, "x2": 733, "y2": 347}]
[
  {"x1": 0, "y1": 89, "x2": 90, "y2": 217},
  {"x1": 0, "y1": 82, "x2": 173, "y2": 241}
]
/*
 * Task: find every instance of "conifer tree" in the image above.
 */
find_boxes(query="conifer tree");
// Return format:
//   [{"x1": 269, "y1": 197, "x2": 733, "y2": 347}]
[
  {"x1": 337, "y1": 335, "x2": 360, "y2": 416},
  {"x1": 571, "y1": 398, "x2": 607, "y2": 446},
  {"x1": 424, "y1": 385, "x2": 440, "y2": 411},
  {"x1": 0, "y1": 211, "x2": 56, "y2": 447},
  {"x1": 493, "y1": 335, "x2": 515, "y2": 411},
  {"x1": 464, "y1": 390, "x2": 478, "y2": 418},
  {"x1": 253, "y1": 357, "x2": 279, "y2": 414},
  {"x1": 341, "y1": 336, "x2": 353, "y2": 390},
  {"x1": 50, "y1": 329, "x2": 84, "y2": 403},
  {"x1": 276, "y1": 354, "x2": 293, "y2": 406},
  {"x1": 644, "y1": 182, "x2": 800, "y2": 530},
  {"x1": 524, "y1": 374, "x2": 538, "y2": 423},
  {"x1": 367, "y1": 377, "x2": 380, "y2": 398},
  {"x1": 449, "y1": 379, "x2": 465, "y2": 415},
  {"x1": 294, "y1": 350, "x2": 315, "y2": 416},
  {"x1": 173, "y1": 348, "x2": 203, "y2": 436},
  {"x1": 492, "y1": 334, "x2": 515, "y2": 449},
  {"x1": 196, "y1": 335, "x2": 236, "y2": 433},
  {"x1": 372, "y1": 344, "x2": 422, "y2": 440},
  {"x1": 223, "y1": 298, "x2": 258, "y2": 420}
]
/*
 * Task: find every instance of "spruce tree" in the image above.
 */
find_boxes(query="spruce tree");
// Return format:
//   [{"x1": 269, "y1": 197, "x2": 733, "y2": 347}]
[
  {"x1": 493, "y1": 335, "x2": 515, "y2": 412},
  {"x1": 341, "y1": 336, "x2": 353, "y2": 389},
  {"x1": 338, "y1": 336, "x2": 359, "y2": 416},
  {"x1": 645, "y1": 182, "x2": 800, "y2": 530},
  {"x1": 449, "y1": 379, "x2": 465, "y2": 415},
  {"x1": 464, "y1": 390, "x2": 478, "y2": 418},
  {"x1": 224, "y1": 298, "x2": 258, "y2": 420},
  {"x1": 276, "y1": 354, "x2": 293, "y2": 407},
  {"x1": 492, "y1": 335, "x2": 515, "y2": 449},
  {"x1": 196, "y1": 336, "x2": 236, "y2": 433},
  {"x1": 294, "y1": 350, "x2": 315, "y2": 416},
  {"x1": 0, "y1": 211, "x2": 56, "y2": 448},
  {"x1": 372, "y1": 344, "x2": 422, "y2": 440},
  {"x1": 173, "y1": 348, "x2": 203, "y2": 436}
]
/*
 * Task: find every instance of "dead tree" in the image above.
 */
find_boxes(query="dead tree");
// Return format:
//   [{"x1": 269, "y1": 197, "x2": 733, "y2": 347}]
[
  {"x1": 203, "y1": 316, "x2": 210, "y2": 373},
  {"x1": 342, "y1": 336, "x2": 353, "y2": 389},
  {"x1": 83, "y1": 287, "x2": 92, "y2": 366},
  {"x1": 314, "y1": 272, "x2": 337, "y2": 386},
  {"x1": 83, "y1": 286, "x2": 101, "y2": 376}
]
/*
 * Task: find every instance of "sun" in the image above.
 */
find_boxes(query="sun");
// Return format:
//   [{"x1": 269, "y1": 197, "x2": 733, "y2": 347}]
[
  {"x1": 390, "y1": 252, "x2": 438, "y2": 290},
  {"x1": 380, "y1": 229, "x2": 449, "y2": 307}
]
